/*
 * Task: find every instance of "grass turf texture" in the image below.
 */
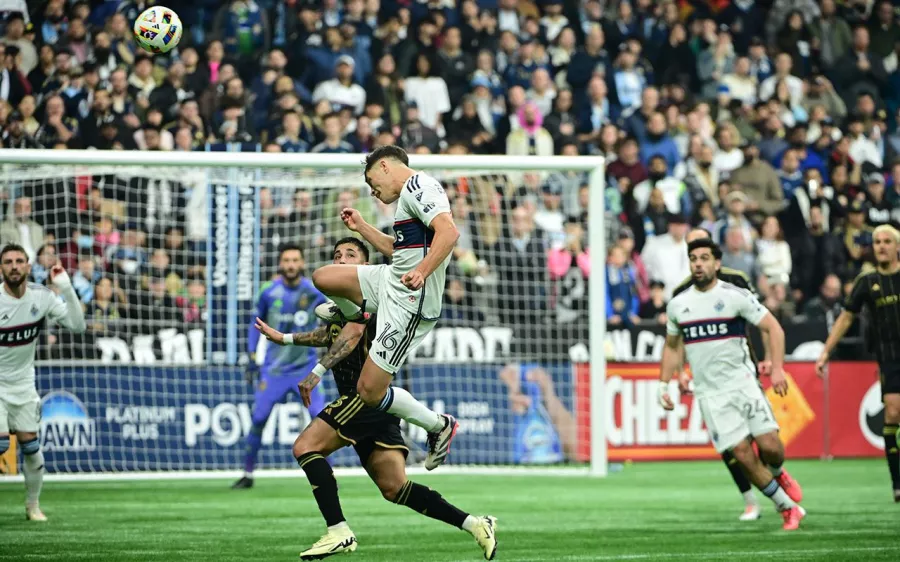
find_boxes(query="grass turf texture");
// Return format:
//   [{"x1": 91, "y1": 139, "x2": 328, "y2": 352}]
[{"x1": 1, "y1": 459, "x2": 898, "y2": 561}]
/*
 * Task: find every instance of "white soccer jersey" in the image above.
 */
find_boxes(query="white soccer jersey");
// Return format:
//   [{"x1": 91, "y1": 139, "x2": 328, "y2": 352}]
[
  {"x1": 0, "y1": 282, "x2": 83, "y2": 404},
  {"x1": 390, "y1": 171, "x2": 452, "y2": 320},
  {"x1": 666, "y1": 280, "x2": 769, "y2": 397}
]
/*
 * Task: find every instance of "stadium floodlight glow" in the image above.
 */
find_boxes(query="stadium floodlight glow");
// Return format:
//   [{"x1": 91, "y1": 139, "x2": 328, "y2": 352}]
[{"x1": 0, "y1": 149, "x2": 607, "y2": 479}]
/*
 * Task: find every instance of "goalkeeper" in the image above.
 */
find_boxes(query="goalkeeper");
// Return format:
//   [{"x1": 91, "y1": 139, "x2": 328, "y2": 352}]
[
  {"x1": 255, "y1": 238, "x2": 497, "y2": 561},
  {"x1": 232, "y1": 243, "x2": 328, "y2": 489}
]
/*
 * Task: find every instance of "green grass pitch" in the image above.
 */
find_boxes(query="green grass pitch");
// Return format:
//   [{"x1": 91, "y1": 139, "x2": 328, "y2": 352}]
[{"x1": 1, "y1": 459, "x2": 898, "y2": 561}]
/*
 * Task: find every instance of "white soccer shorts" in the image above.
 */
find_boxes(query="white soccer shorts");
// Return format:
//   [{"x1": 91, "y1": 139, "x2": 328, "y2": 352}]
[
  {"x1": 357, "y1": 264, "x2": 437, "y2": 374},
  {"x1": 696, "y1": 382, "x2": 779, "y2": 453},
  {"x1": 0, "y1": 389, "x2": 41, "y2": 434}
]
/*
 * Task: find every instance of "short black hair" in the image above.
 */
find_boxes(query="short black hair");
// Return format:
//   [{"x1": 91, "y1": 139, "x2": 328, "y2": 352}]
[
  {"x1": 333, "y1": 237, "x2": 369, "y2": 261},
  {"x1": 0, "y1": 243, "x2": 28, "y2": 262},
  {"x1": 687, "y1": 238, "x2": 723, "y2": 260},
  {"x1": 277, "y1": 242, "x2": 304, "y2": 259},
  {"x1": 364, "y1": 144, "x2": 409, "y2": 175}
]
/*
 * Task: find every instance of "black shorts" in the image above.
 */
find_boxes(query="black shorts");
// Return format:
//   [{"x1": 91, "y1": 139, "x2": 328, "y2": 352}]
[
  {"x1": 318, "y1": 393, "x2": 409, "y2": 466},
  {"x1": 880, "y1": 364, "x2": 900, "y2": 397}
]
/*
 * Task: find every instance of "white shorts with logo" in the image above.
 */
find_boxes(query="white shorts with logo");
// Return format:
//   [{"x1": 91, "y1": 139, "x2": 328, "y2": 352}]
[
  {"x1": 696, "y1": 382, "x2": 779, "y2": 453},
  {"x1": 0, "y1": 388, "x2": 41, "y2": 434},
  {"x1": 357, "y1": 264, "x2": 437, "y2": 374}
]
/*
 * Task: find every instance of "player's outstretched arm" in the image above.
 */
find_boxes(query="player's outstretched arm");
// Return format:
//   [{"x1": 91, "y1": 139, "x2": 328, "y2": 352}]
[
  {"x1": 341, "y1": 207, "x2": 394, "y2": 257},
  {"x1": 401, "y1": 213, "x2": 460, "y2": 290},
  {"x1": 658, "y1": 334, "x2": 683, "y2": 411},
  {"x1": 815, "y1": 310, "x2": 856, "y2": 376},
  {"x1": 49, "y1": 265, "x2": 86, "y2": 333},
  {"x1": 254, "y1": 317, "x2": 332, "y2": 347}
]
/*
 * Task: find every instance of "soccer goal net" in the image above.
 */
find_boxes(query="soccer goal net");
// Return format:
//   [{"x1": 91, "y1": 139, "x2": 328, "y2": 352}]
[{"x1": 0, "y1": 149, "x2": 606, "y2": 478}]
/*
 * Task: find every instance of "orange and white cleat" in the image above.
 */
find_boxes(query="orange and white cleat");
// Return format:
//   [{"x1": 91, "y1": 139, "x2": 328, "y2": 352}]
[
  {"x1": 738, "y1": 503, "x2": 761, "y2": 521},
  {"x1": 781, "y1": 505, "x2": 805, "y2": 531},
  {"x1": 776, "y1": 470, "x2": 803, "y2": 503}
]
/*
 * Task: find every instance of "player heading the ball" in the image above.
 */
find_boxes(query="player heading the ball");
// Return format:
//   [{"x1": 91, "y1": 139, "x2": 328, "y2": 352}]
[{"x1": 311, "y1": 145, "x2": 459, "y2": 470}]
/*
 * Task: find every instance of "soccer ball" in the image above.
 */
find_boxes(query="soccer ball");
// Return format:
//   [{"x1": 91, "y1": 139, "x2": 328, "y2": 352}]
[{"x1": 133, "y1": 6, "x2": 183, "y2": 54}]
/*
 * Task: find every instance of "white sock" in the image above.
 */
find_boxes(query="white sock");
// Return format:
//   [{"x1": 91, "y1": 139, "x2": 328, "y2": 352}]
[
  {"x1": 243, "y1": 470, "x2": 254, "y2": 479},
  {"x1": 381, "y1": 387, "x2": 444, "y2": 432},
  {"x1": 761, "y1": 479, "x2": 795, "y2": 511},
  {"x1": 24, "y1": 449, "x2": 44, "y2": 507},
  {"x1": 332, "y1": 296, "x2": 363, "y2": 320},
  {"x1": 742, "y1": 491, "x2": 758, "y2": 506},
  {"x1": 768, "y1": 465, "x2": 783, "y2": 477},
  {"x1": 461, "y1": 515, "x2": 478, "y2": 533},
  {"x1": 328, "y1": 521, "x2": 350, "y2": 532}
]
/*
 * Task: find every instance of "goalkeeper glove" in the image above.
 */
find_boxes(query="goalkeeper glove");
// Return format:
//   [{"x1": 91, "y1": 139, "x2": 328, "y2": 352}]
[{"x1": 244, "y1": 355, "x2": 260, "y2": 386}]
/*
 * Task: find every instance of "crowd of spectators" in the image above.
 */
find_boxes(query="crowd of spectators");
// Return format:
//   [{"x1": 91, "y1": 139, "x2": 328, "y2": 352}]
[{"x1": 1, "y1": 0, "x2": 898, "y2": 358}]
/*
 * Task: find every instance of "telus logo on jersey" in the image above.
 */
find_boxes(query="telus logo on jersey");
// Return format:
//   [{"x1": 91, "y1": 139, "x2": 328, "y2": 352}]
[
  {"x1": 0, "y1": 320, "x2": 42, "y2": 347},
  {"x1": 40, "y1": 391, "x2": 97, "y2": 452},
  {"x1": 680, "y1": 317, "x2": 746, "y2": 344}
]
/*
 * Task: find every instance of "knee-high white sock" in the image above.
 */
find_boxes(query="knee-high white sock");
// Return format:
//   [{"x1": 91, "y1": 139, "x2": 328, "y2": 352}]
[
  {"x1": 332, "y1": 296, "x2": 364, "y2": 319},
  {"x1": 23, "y1": 446, "x2": 45, "y2": 507},
  {"x1": 760, "y1": 479, "x2": 795, "y2": 511},
  {"x1": 378, "y1": 387, "x2": 443, "y2": 432}
]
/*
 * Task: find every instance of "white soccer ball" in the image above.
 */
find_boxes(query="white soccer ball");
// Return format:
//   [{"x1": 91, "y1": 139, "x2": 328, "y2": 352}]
[{"x1": 133, "y1": 6, "x2": 183, "y2": 54}]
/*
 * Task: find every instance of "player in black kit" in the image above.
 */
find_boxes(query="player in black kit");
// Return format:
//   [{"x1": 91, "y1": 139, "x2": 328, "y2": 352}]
[
  {"x1": 817, "y1": 224, "x2": 900, "y2": 502},
  {"x1": 670, "y1": 228, "x2": 801, "y2": 521},
  {"x1": 254, "y1": 237, "x2": 497, "y2": 561}
]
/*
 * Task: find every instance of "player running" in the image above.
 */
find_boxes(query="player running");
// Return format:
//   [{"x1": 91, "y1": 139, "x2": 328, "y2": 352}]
[
  {"x1": 310, "y1": 145, "x2": 458, "y2": 470},
  {"x1": 232, "y1": 243, "x2": 327, "y2": 489},
  {"x1": 816, "y1": 224, "x2": 900, "y2": 502},
  {"x1": 255, "y1": 238, "x2": 497, "y2": 560},
  {"x1": 671, "y1": 227, "x2": 801, "y2": 521},
  {"x1": 0, "y1": 244, "x2": 86, "y2": 521},
  {"x1": 658, "y1": 238, "x2": 806, "y2": 530}
]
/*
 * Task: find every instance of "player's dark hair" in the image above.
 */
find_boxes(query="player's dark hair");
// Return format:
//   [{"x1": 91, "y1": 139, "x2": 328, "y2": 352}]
[
  {"x1": 0, "y1": 244, "x2": 28, "y2": 262},
  {"x1": 687, "y1": 238, "x2": 723, "y2": 260},
  {"x1": 334, "y1": 237, "x2": 369, "y2": 261},
  {"x1": 277, "y1": 242, "x2": 304, "y2": 259},
  {"x1": 364, "y1": 144, "x2": 409, "y2": 174}
]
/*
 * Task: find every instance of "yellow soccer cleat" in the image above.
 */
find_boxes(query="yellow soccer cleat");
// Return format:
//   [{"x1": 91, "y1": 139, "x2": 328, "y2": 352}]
[
  {"x1": 470, "y1": 516, "x2": 498, "y2": 560},
  {"x1": 300, "y1": 526, "x2": 358, "y2": 560}
]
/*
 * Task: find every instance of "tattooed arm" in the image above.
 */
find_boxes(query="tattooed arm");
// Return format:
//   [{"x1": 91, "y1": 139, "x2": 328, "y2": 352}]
[
  {"x1": 298, "y1": 322, "x2": 367, "y2": 407},
  {"x1": 254, "y1": 317, "x2": 332, "y2": 347},
  {"x1": 319, "y1": 322, "x2": 366, "y2": 369}
]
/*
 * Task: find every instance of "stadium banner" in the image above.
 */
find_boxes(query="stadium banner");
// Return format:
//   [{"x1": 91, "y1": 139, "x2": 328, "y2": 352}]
[
  {"x1": 574, "y1": 363, "x2": 861, "y2": 462},
  {"x1": 826, "y1": 361, "x2": 885, "y2": 457},
  {"x1": 406, "y1": 363, "x2": 576, "y2": 465},
  {"x1": 32, "y1": 363, "x2": 575, "y2": 472}
]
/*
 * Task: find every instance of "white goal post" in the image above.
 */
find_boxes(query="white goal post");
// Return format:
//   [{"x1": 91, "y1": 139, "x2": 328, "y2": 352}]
[{"x1": 0, "y1": 149, "x2": 607, "y2": 479}]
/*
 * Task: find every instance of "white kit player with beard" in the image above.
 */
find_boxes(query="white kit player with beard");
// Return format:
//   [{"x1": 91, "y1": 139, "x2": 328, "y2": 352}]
[
  {"x1": 657, "y1": 238, "x2": 806, "y2": 531},
  {"x1": 0, "y1": 244, "x2": 86, "y2": 521}
]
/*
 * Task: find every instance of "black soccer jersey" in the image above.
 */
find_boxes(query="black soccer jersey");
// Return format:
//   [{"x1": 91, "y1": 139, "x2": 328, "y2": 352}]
[
  {"x1": 845, "y1": 268, "x2": 900, "y2": 364},
  {"x1": 328, "y1": 316, "x2": 378, "y2": 395}
]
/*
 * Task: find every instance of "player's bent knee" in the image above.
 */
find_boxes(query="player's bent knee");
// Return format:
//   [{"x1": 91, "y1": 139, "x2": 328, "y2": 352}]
[
  {"x1": 884, "y1": 395, "x2": 900, "y2": 422},
  {"x1": 730, "y1": 440, "x2": 755, "y2": 465},
  {"x1": 20, "y1": 438, "x2": 40, "y2": 455},
  {"x1": 292, "y1": 435, "x2": 314, "y2": 459},
  {"x1": 0, "y1": 435, "x2": 9, "y2": 455},
  {"x1": 377, "y1": 477, "x2": 406, "y2": 503},
  {"x1": 357, "y1": 379, "x2": 386, "y2": 408}
]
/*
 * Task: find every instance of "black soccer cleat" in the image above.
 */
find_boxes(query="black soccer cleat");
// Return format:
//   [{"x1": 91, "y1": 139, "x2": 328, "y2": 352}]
[{"x1": 231, "y1": 476, "x2": 254, "y2": 489}]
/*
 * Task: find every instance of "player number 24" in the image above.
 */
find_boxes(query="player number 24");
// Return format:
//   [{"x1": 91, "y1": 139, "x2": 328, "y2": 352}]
[{"x1": 742, "y1": 399, "x2": 771, "y2": 423}]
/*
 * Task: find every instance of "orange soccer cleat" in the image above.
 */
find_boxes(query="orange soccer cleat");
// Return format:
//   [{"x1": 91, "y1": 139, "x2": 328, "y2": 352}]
[
  {"x1": 781, "y1": 505, "x2": 805, "y2": 531},
  {"x1": 776, "y1": 470, "x2": 803, "y2": 503}
]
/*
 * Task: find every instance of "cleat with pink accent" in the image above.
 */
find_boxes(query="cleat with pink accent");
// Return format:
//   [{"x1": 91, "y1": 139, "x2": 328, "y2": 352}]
[
  {"x1": 738, "y1": 504, "x2": 761, "y2": 521},
  {"x1": 781, "y1": 505, "x2": 805, "y2": 531},
  {"x1": 776, "y1": 470, "x2": 803, "y2": 503}
]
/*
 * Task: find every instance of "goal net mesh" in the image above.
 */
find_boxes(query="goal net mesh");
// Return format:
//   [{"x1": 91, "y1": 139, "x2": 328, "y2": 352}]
[{"x1": 2, "y1": 160, "x2": 593, "y2": 473}]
